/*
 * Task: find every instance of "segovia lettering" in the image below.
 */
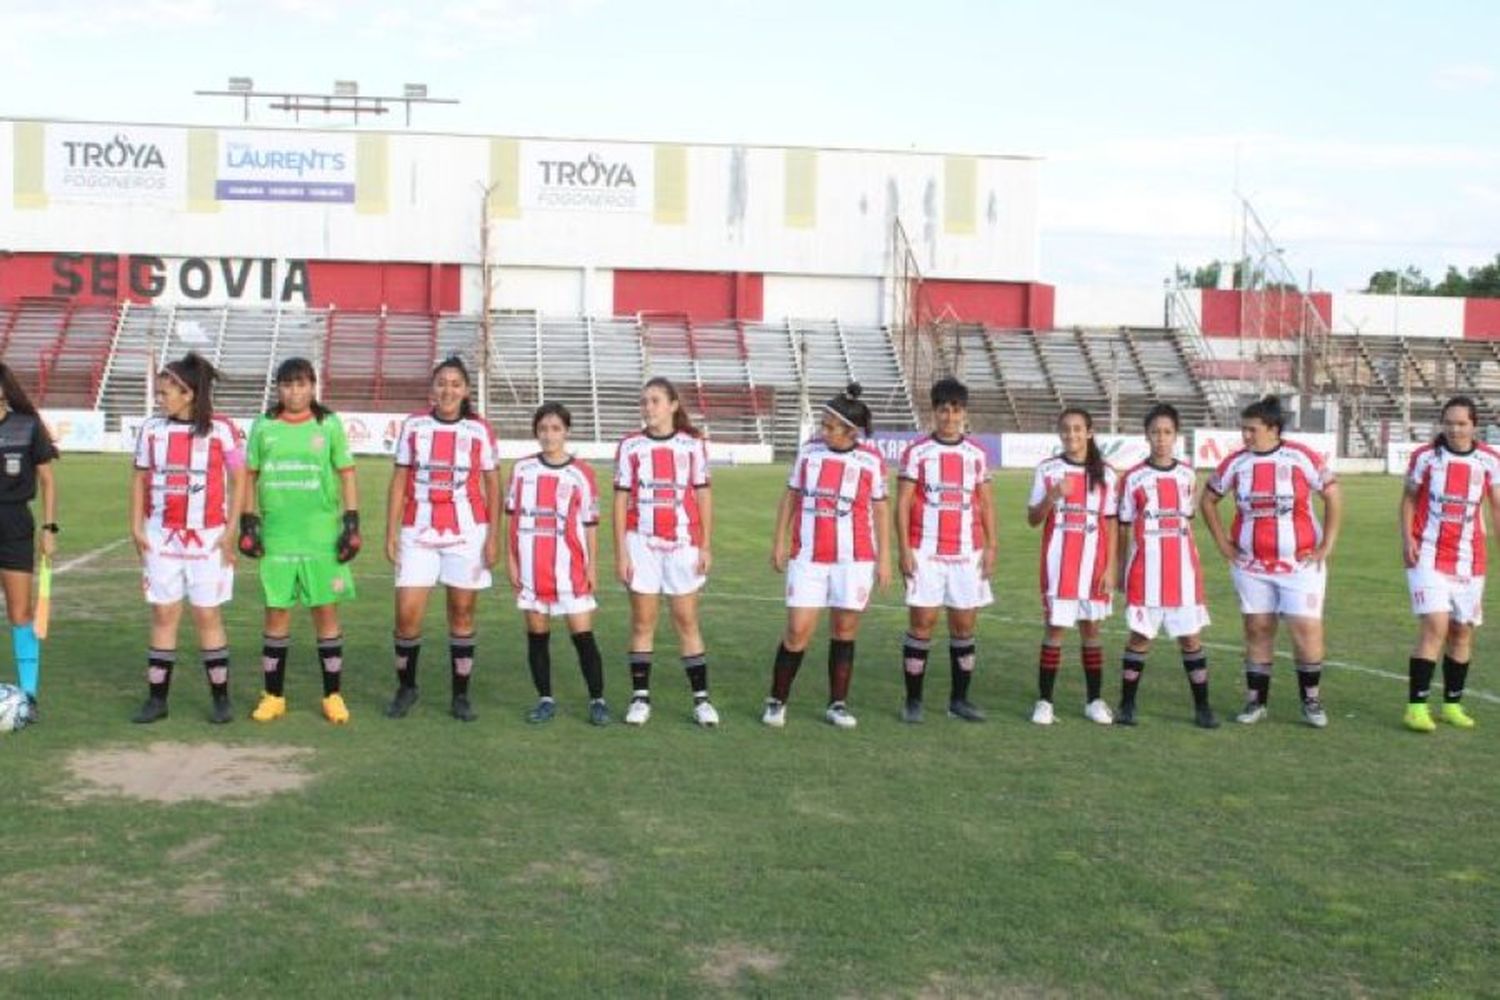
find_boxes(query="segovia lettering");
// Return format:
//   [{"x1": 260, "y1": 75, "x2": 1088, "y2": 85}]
[{"x1": 50, "y1": 254, "x2": 311, "y2": 304}]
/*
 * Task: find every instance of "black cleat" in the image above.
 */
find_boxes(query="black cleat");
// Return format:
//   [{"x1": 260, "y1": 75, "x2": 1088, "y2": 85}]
[
  {"x1": 526, "y1": 698, "x2": 556, "y2": 724},
  {"x1": 1194, "y1": 705, "x2": 1221, "y2": 729},
  {"x1": 209, "y1": 694, "x2": 234, "y2": 725},
  {"x1": 1115, "y1": 701, "x2": 1137, "y2": 727},
  {"x1": 587, "y1": 699, "x2": 611, "y2": 726},
  {"x1": 450, "y1": 694, "x2": 477, "y2": 722},
  {"x1": 133, "y1": 695, "x2": 169, "y2": 724},
  {"x1": 24, "y1": 694, "x2": 38, "y2": 726},
  {"x1": 901, "y1": 698, "x2": 924, "y2": 724},
  {"x1": 947, "y1": 699, "x2": 986, "y2": 723},
  {"x1": 384, "y1": 685, "x2": 419, "y2": 719}
]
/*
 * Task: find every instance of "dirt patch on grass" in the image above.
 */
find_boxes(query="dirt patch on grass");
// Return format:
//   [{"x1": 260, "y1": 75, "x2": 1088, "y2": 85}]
[
  {"x1": 166, "y1": 833, "x2": 224, "y2": 864},
  {"x1": 697, "y1": 942, "x2": 785, "y2": 988},
  {"x1": 64, "y1": 742, "x2": 314, "y2": 806},
  {"x1": 514, "y1": 850, "x2": 614, "y2": 890}
]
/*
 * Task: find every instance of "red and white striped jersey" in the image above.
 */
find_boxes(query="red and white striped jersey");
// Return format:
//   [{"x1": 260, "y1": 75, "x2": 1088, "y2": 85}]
[
  {"x1": 899, "y1": 434, "x2": 991, "y2": 557},
  {"x1": 507, "y1": 454, "x2": 600, "y2": 602},
  {"x1": 1406, "y1": 441, "x2": 1500, "y2": 578},
  {"x1": 1207, "y1": 443, "x2": 1334, "y2": 573},
  {"x1": 133, "y1": 415, "x2": 243, "y2": 532},
  {"x1": 788, "y1": 438, "x2": 888, "y2": 564},
  {"x1": 395, "y1": 411, "x2": 498, "y2": 535},
  {"x1": 614, "y1": 430, "x2": 710, "y2": 547},
  {"x1": 1029, "y1": 456, "x2": 1118, "y2": 600},
  {"x1": 1119, "y1": 460, "x2": 1204, "y2": 608}
]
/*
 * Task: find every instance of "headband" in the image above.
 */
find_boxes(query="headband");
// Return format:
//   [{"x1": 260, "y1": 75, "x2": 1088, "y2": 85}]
[{"x1": 822, "y1": 404, "x2": 858, "y2": 431}]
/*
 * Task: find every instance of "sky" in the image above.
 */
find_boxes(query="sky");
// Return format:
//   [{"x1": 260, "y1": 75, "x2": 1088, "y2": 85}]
[{"x1": 1, "y1": 0, "x2": 1495, "y2": 292}]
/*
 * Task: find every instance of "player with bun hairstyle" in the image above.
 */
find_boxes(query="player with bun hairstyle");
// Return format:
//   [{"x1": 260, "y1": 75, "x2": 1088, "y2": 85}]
[
  {"x1": 506, "y1": 401, "x2": 609, "y2": 726},
  {"x1": 384, "y1": 357, "x2": 501, "y2": 722},
  {"x1": 0, "y1": 362, "x2": 57, "y2": 723},
  {"x1": 895, "y1": 377, "x2": 995, "y2": 723},
  {"x1": 1114, "y1": 403, "x2": 1217, "y2": 728},
  {"x1": 130, "y1": 352, "x2": 245, "y2": 724},
  {"x1": 1027, "y1": 407, "x2": 1118, "y2": 725},
  {"x1": 1399, "y1": 395, "x2": 1500, "y2": 732},
  {"x1": 239, "y1": 358, "x2": 361, "y2": 726},
  {"x1": 1201, "y1": 394, "x2": 1342, "y2": 728},
  {"x1": 764, "y1": 383, "x2": 892, "y2": 729},
  {"x1": 614, "y1": 376, "x2": 718, "y2": 727}
]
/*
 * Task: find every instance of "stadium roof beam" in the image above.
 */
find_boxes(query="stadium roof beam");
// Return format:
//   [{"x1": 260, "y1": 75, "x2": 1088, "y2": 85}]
[{"x1": 195, "y1": 80, "x2": 458, "y2": 126}]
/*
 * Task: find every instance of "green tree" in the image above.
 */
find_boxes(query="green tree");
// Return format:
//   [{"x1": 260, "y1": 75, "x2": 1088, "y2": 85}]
[{"x1": 1365, "y1": 266, "x2": 1433, "y2": 295}]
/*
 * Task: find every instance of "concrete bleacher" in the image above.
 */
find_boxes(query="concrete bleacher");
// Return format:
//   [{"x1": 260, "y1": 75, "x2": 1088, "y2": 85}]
[{"x1": 20, "y1": 301, "x2": 1280, "y2": 455}]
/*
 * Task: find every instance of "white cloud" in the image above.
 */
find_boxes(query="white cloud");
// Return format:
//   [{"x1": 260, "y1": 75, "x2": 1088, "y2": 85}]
[{"x1": 1433, "y1": 63, "x2": 1495, "y2": 91}]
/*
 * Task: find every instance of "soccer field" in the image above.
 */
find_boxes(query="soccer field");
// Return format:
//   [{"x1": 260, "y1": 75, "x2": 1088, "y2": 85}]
[{"x1": 6, "y1": 456, "x2": 1499, "y2": 997}]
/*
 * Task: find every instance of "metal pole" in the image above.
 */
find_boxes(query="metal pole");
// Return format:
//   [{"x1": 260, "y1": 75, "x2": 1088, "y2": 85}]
[{"x1": 478, "y1": 185, "x2": 494, "y2": 418}]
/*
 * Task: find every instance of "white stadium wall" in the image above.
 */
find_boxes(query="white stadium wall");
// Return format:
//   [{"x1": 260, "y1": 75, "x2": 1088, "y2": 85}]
[
  {"x1": 0, "y1": 119, "x2": 1041, "y2": 312},
  {"x1": 1331, "y1": 292, "x2": 1465, "y2": 339},
  {"x1": 761, "y1": 274, "x2": 885, "y2": 325},
  {"x1": 1053, "y1": 284, "x2": 1173, "y2": 329}
]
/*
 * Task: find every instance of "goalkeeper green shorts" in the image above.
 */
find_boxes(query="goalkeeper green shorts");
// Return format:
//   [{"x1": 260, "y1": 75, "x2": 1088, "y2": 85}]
[{"x1": 259, "y1": 552, "x2": 356, "y2": 608}]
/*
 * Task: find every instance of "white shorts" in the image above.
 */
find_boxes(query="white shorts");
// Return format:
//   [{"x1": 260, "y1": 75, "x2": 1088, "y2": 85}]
[
  {"x1": 786, "y1": 559, "x2": 875, "y2": 611},
  {"x1": 1044, "y1": 596, "x2": 1113, "y2": 628},
  {"x1": 516, "y1": 590, "x2": 597, "y2": 616},
  {"x1": 624, "y1": 532, "x2": 704, "y2": 596},
  {"x1": 1231, "y1": 562, "x2": 1325, "y2": 618},
  {"x1": 1126, "y1": 604, "x2": 1211, "y2": 639},
  {"x1": 905, "y1": 553, "x2": 994, "y2": 610},
  {"x1": 396, "y1": 526, "x2": 493, "y2": 590},
  {"x1": 142, "y1": 525, "x2": 234, "y2": 608},
  {"x1": 1408, "y1": 567, "x2": 1485, "y2": 625}
]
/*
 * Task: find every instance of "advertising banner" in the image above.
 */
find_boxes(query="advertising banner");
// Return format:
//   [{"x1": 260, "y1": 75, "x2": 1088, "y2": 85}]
[
  {"x1": 217, "y1": 131, "x2": 356, "y2": 203},
  {"x1": 997, "y1": 433, "x2": 1186, "y2": 471},
  {"x1": 521, "y1": 141, "x2": 654, "y2": 213},
  {"x1": 339, "y1": 412, "x2": 406, "y2": 455},
  {"x1": 40, "y1": 409, "x2": 105, "y2": 451},
  {"x1": 870, "y1": 432, "x2": 1001, "y2": 470},
  {"x1": 44, "y1": 124, "x2": 185, "y2": 204},
  {"x1": 1191, "y1": 430, "x2": 1336, "y2": 469}
]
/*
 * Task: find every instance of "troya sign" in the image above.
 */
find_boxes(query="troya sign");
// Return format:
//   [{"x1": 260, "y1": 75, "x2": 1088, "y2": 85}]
[
  {"x1": 216, "y1": 131, "x2": 356, "y2": 203},
  {"x1": 44, "y1": 125, "x2": 184, "y2": 203},
  {"x1": 521, "y1": 141, "x2": 653, "y2": 213},
  {"x1": 50, "y1": 254, "x2": 311, "y2": 305}
]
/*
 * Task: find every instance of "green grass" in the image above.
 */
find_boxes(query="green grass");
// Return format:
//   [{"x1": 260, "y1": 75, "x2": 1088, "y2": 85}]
[{"x1": 5, "y1": 456, "x2": 1500, "y2": 997}]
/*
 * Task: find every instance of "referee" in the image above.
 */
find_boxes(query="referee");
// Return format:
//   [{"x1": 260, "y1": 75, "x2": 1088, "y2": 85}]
[{"x1": 0, "y1": 363, "x2": 58, "y2": 721}]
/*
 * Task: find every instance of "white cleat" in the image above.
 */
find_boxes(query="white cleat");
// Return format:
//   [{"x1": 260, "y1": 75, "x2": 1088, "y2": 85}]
[
  {"x1": 761, "y1": 698, "x2": 787, "y2": 728},
  {"x1": 1084, "y1": 699, "x2": 1115, "y2": 725},
  {"x1": 1236, "y1": 700, "x2": 1268, "y2": 725},
  {"x1": 623, "y1": 698, "x2": 652, "y2": 726},
  {"x1": 824, "y1": 702, "x2": 858, "y2": 729},
  {"x1": 692, "y1": 699, "x2": 720, "y2": 727},
  {"x1": 1030, "y1": 699, "x2": 1056, "y2": 726}
]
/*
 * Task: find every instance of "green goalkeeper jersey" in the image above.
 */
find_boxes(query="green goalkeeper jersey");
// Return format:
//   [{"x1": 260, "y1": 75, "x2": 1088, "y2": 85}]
[{"x1": 246, "y1": 412, "x2": 354, "y2": 553}]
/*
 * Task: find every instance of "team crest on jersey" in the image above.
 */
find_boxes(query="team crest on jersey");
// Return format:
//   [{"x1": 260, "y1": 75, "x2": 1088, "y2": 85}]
[
  {"x1": 331, "y1": 577, "x2": 345, "y2": 593},
  {"x1": 311, "y1": 434, "x2": 325, "y2": 449}
]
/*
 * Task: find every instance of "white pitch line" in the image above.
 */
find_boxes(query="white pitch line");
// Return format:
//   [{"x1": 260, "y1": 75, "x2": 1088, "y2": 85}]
[
  {"x1": 698, "y1": 589, "x2": 1500, "y2": 705},
  {"x1": 52, "y1": 536, "x2": 132, "y2": 575}
]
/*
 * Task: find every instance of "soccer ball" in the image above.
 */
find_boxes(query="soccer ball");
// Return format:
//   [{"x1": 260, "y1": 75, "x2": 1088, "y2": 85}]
[{"x1": 0, "y1": 683, "x2": 31, "y2": 733}]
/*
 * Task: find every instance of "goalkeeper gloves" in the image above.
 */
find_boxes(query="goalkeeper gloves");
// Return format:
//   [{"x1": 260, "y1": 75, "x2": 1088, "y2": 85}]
[
  {"x1": 238, "y1": 513, "x2": 265, "y2": 558},
  {"x1": 337, "y1": 510, "x2": 362, "y2": 563}
]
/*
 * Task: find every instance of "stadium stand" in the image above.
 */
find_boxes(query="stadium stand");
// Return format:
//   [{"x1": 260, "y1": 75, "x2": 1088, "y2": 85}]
[{"x1": 36, "y1": 300, "x2": 1476, "y2": 452}]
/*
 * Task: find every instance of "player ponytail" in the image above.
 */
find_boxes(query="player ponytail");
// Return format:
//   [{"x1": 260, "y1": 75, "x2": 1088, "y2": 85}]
[
  {"x1": 824, "y1": 382, "x2": 873, "y2": 438},
  {"x1": 644, "y1": 376, "x2": 701, "y2": 438},
  {"x1": 162, "y1": 352, "x2": 220, "y2": 437},
  {"x1": 269, "y1": 356, "x2": 331, "y2": 423},
  {"x1": 432, "y1": 356, "x2": 477, "y2": 420},
  {"x1": 1240, "y1": 395, "x2": 1285, "y2": 436},
  {"x1": 0, "y1": 362, "x2": 41, "y2": 418},
  {"x1": 1435, "y1": 395, "x2": 1481, "y2": 450},
  {"x1": 1059, "y1": 406, "x2": 1105, "y2": 492}
]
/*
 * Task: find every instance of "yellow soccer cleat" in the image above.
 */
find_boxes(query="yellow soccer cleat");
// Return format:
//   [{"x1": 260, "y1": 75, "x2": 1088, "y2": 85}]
[
  {"x1": 250, "y1": 693, "x2": 287, "y2": 723},
  {"x1": 321, "y1": 693, "x2": 351, "y2": 725},
  {"x1": 1403, "y1": 703, "x2": 1436, "y2": 733},
  {"x1": 1440, "y1": 702, "x2": 1476, "y2": 729}
]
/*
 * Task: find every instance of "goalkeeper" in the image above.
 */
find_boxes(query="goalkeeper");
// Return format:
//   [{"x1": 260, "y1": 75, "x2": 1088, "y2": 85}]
[{"x1": 238, "y1": 358, "x2": 362, "y2": 724}]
